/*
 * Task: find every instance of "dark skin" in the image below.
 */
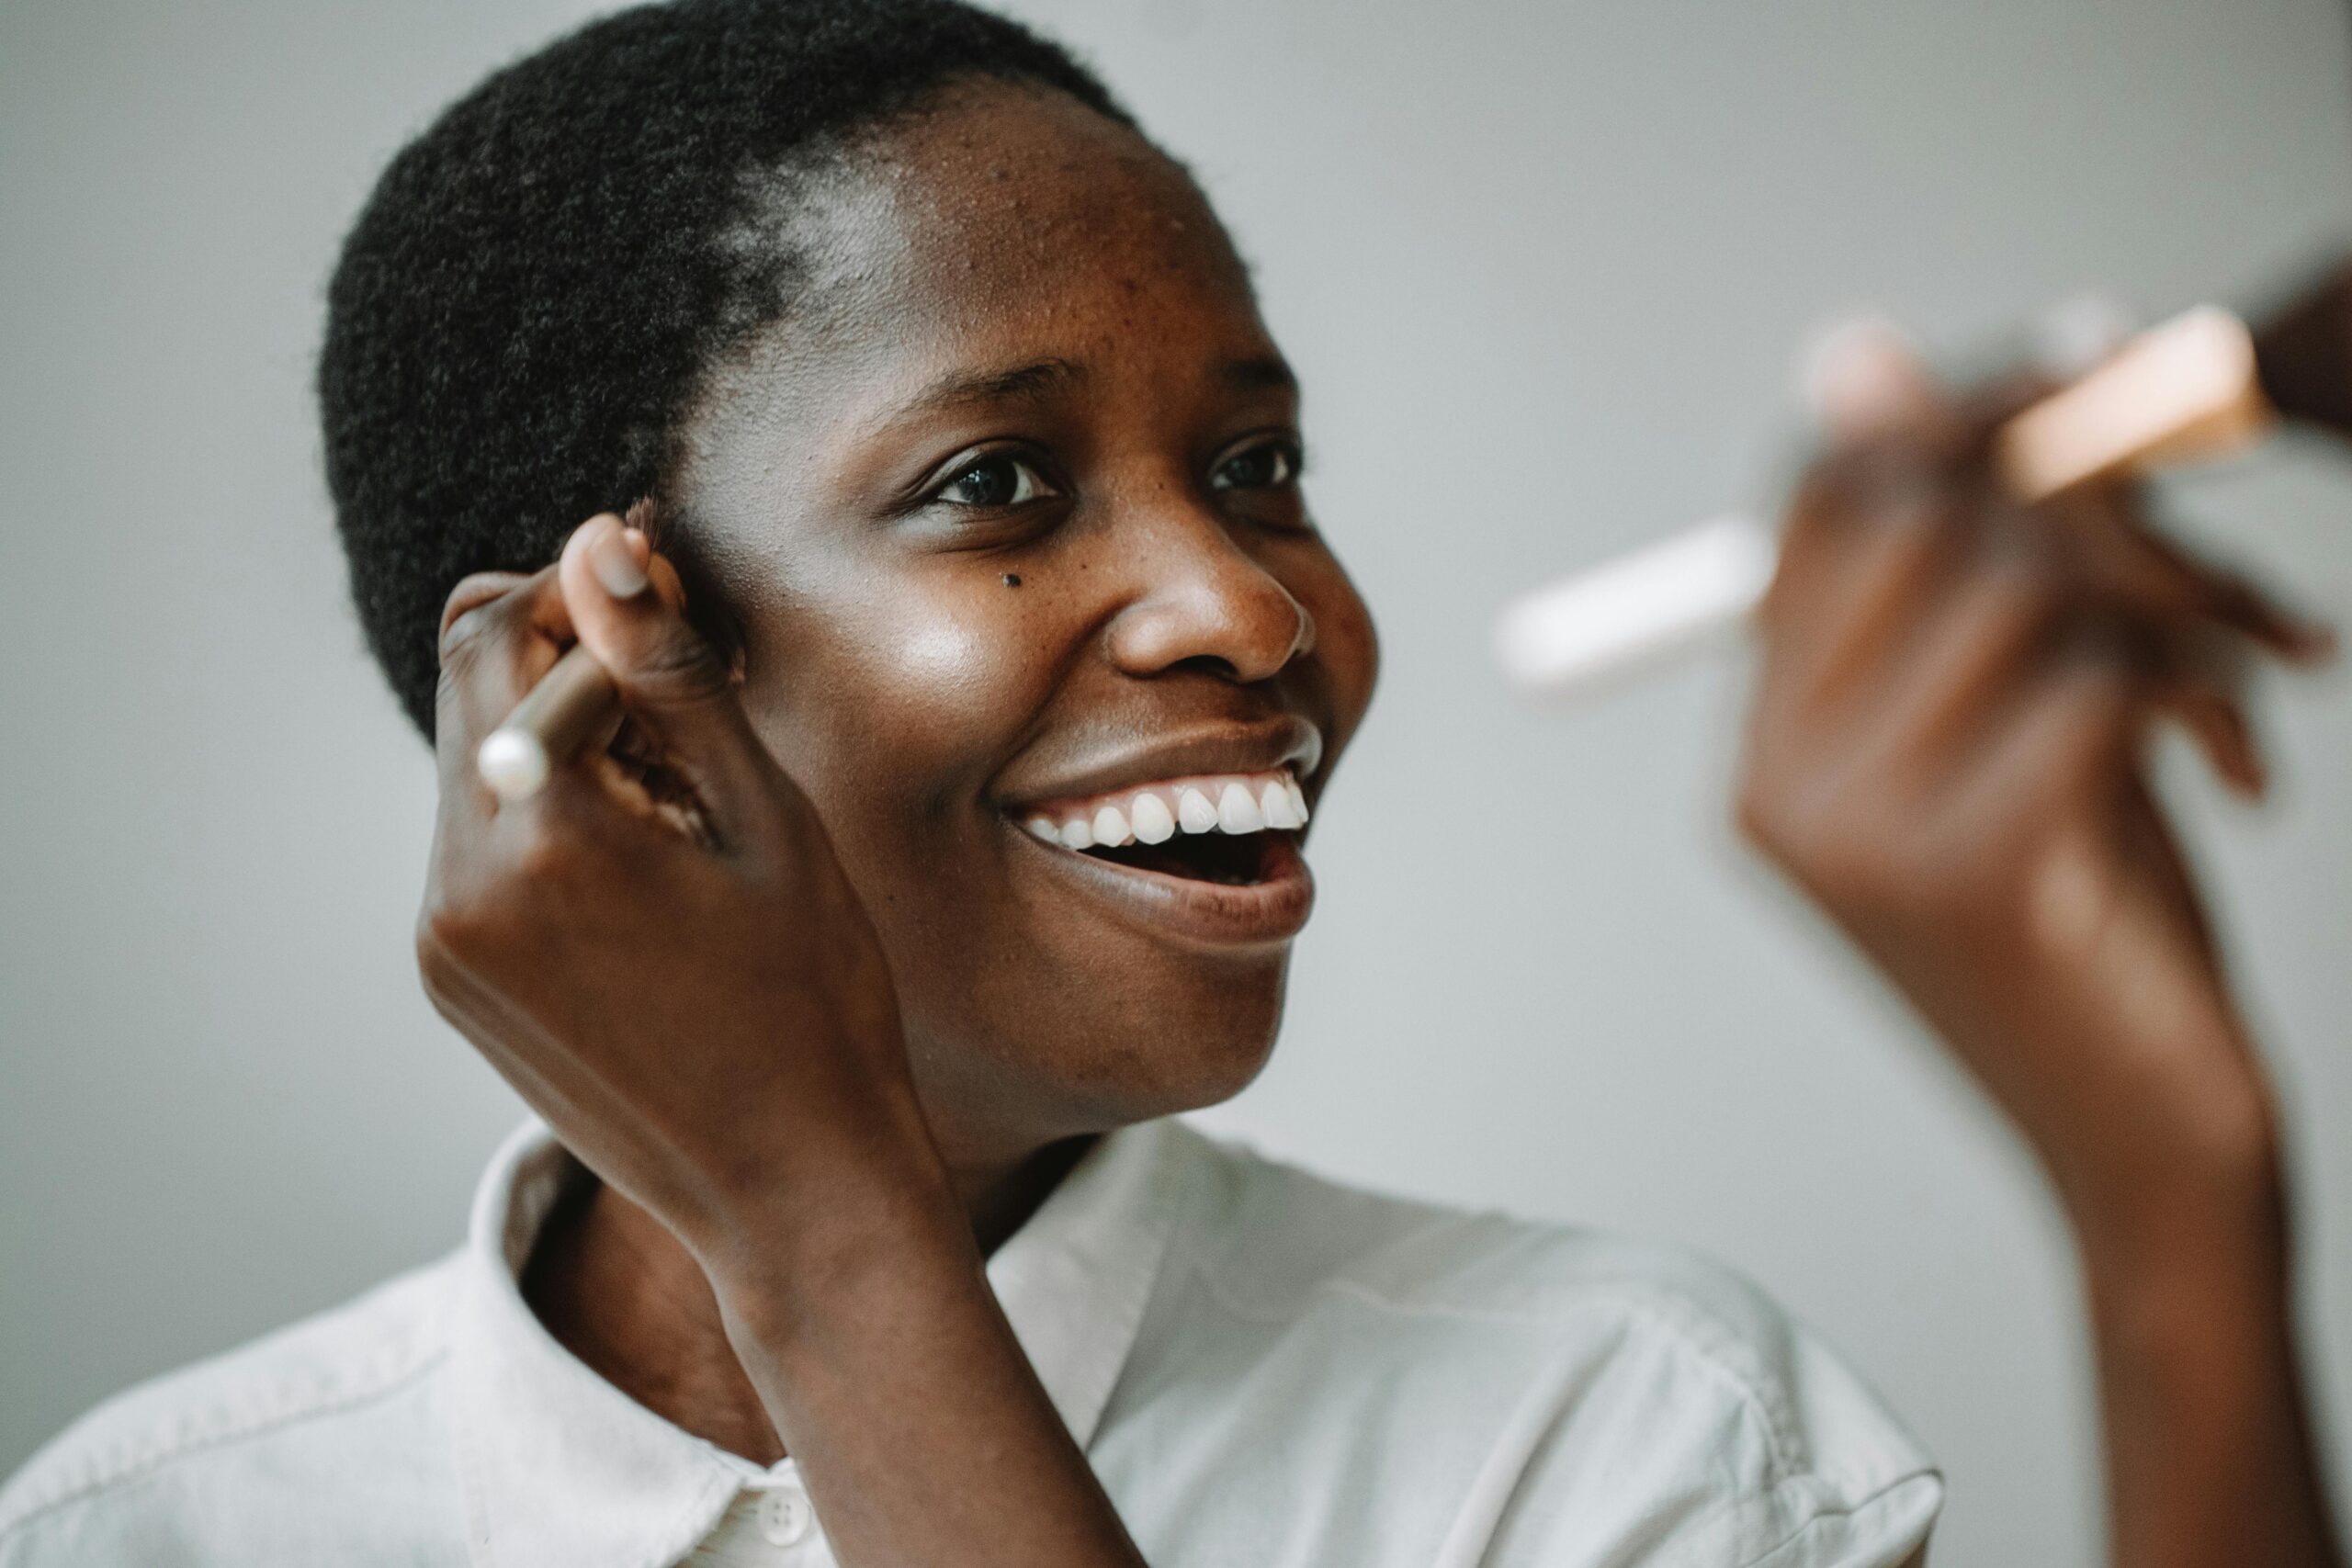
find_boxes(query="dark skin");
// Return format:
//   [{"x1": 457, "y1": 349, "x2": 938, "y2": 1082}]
[
  {"x1": 428, "y1": 79, "x2": 1371, "y2": 1559},
  {"x1": 420, "y1": 77, "x2": 2341, "y2": 1567},
  {"x1": 1748, "y1": 331, "x2": 2342, "y2": 1567}
]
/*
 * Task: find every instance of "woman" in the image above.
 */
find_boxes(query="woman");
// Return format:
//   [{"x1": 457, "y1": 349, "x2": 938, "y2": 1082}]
[{"x1": 0, "y1": 2, "x2": 2339, "y2": 1564}]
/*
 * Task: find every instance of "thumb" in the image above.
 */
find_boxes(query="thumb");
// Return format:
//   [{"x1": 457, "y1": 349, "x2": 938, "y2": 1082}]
[
  {"x1": 1801, "y1": 312, "x2": 1951, "y2": 443},
  {"x1": 557, "y1": 512, "x2": 775, "y2": 831}
]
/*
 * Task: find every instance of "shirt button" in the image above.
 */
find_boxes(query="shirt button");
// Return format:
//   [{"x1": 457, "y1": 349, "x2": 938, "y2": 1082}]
[{"x1": 757, "y1": 1485, "x2": 813, "y2": 1548}]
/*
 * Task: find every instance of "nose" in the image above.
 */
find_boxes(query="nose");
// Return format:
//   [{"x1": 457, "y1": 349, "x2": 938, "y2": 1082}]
[{"x1": 1103, "y1": 504, "x2": 1316, "y2": 684}]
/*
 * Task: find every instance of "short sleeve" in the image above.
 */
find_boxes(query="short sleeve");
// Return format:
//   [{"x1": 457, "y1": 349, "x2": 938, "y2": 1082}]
[{"x1": 1471, "y1": 1274, "x2": 1942, "y2": 1567}]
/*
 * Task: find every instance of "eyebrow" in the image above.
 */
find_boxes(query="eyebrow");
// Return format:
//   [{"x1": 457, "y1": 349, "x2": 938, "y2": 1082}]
[
  {"x1": 908, "y1": 357, "x2": 1089, "y2": 411},
  {"x1": 903, "y1": 352, "x2": 1300, "y2": 415},
  {"x1": 1218, "y1": 354, "x2": 1298, "y2": 397}
]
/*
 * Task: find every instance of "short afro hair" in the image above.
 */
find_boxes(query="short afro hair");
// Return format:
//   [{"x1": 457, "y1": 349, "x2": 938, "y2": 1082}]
[{"x1": 318, "y1": 0, "x2": 1131, "y2": 739}]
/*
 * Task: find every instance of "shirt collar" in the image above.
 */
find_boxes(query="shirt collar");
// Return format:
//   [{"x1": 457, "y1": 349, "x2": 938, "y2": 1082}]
[{"x1": 448, "y1": 1115, "x2": 1187, "y2": 1568}]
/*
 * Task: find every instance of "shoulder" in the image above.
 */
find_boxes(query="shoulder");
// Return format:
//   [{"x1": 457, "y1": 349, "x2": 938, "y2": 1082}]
[
  {"x1": 1145, "y1": 1123, "x2": 1941, "y2": 1564},
  {"x1": 0, "y1": 1258, "x2": 463, "y2": 1562}
]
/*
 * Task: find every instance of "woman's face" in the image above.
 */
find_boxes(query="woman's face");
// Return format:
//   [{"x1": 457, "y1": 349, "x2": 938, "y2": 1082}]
[{"x1": 672, "y1": 80, "x2": 1378, "y2": 1167}]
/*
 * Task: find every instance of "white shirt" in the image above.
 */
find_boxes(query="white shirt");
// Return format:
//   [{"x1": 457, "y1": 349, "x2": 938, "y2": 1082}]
[{"x1": 1, "y1": 1117, "x2": 1939, "y2": 1567}]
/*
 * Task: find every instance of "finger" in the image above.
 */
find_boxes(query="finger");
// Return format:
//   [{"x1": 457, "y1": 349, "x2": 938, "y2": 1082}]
[
  {"x1": 1943, "y1": 640, "x2": 2143, "y2": 858},
  {"x1": 1802, "y1": 314, "x2": 1954, "y2": 443},
  {"x1": 1767, "y1": 321, "x2": 1983, "y2": 718},
  {"x1": 427, "y1": 569, "x2": 642, "y2": 921},
  {"x1": 433, "y1": 566, "x2": 580, "y2": 802},
  {"x1": 1762, "y1": 426, "x2": 2017, "y2": 763},
  {"x1": 1905, "y1": 546, "x2": 2271, "y2": 817},
  {"x1": 2070, "y1": 493, "x2": 2338, "y2": 663},
  {"x1": 1867, "y1": 502, "x2": 2276, "y2": 804},
  {"x1": 1860, "y1": 540, "x2": 2058, "y2": 789},
  {"x1": 1984, "y1": 478, "x2": 2291, "y2": 795},
  {"x1": 556, "y1": 513, "x2": 782, "y2": 850},
  {"x1": 2155, "y1": 672, "x2": 2267, "y2": 797},
  {"x1": 2133, "y1": 616, "x2": 2268, "y2": 797},
  {"x1": 1790, "y1": 487, "x2": 1989, "y2": 729}
]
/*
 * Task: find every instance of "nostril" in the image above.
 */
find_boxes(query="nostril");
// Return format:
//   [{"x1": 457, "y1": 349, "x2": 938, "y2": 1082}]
[
  {"x1": 1166, "y1": 653, "x2": 1243, "y2": 682},
  {"x1": 1102, "y1": 553, "x2": 1314, "y2": 682}
]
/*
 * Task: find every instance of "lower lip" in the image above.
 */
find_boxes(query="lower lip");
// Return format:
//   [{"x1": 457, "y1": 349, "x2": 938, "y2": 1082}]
[{"x1": 1006, "y1": 823, "x2": 1316, "y2": 949}]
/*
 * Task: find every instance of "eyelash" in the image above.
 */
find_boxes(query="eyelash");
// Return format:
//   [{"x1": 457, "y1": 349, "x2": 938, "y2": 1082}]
[
  {"x1": 931, "y1": 451, "x2": 1059, "y2": 510},
  {"x1": 1211, "y1": 436, "x2": 1305, "y2": 494},
  {"x1": 922, "y1": 436, "x2": 1306, "y2": 515}
]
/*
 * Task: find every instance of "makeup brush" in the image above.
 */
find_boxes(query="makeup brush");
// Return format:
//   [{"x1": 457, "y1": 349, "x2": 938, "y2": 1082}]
[
  {"x1": 475, "y1": 499, "x2": 654, "y2": 803},
  {"x1": 1494, "y1": 263, "x2": 2352, "y2": 702}
]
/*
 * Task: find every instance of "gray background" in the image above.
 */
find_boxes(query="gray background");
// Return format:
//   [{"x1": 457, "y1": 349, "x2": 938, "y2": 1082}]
[{"x1": 4, "y1": 0, "x2": 2349, "y2": 1561}]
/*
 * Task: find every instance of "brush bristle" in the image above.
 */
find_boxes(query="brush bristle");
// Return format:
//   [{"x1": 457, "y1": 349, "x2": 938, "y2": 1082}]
[{"x1": 2255, "y1": 258, "x2": 2352, "y2": 440}]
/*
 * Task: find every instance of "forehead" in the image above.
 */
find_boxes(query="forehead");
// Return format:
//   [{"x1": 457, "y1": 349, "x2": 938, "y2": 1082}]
[
  {"x1": 822, "y1": 79, "x2": 1253, "y2": 333},
  {"x1": 712, "y1": 81, "x2": 1266, "y2": 409}
]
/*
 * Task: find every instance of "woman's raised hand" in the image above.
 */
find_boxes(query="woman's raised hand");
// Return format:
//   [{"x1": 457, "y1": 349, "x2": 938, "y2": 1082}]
[
  {"x1": 419, "y1": 513, "x2": 943, "y2": 1289},
  {"x1": 1737, "y1": 331, "x2": 2345, "y2": 1568},
  {"x1": 423, "y1": 516, "x2": 1146, "y2": 1568},
  {"x1": 1738, "y1": 332, "x2": 2331, "y2": 1224}
]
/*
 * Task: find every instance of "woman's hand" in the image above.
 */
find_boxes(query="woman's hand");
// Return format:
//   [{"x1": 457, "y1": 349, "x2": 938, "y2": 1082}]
[
  {"x1": 420, "y1": 513, "x2": 1146, "y2": 1568},
  {"x1": 1738, "y1": 334, "x2": 2329, "y2": 1231},
  {"x1": 419, "y1": 513, "x2": 945, "y2": 1289},
  {"x1": 1737, "y1": 330, "x2": 2345, "y2": 1568}
]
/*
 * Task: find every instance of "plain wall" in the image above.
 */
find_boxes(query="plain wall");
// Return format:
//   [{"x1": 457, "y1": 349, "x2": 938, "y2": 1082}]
[{"x1": 5, "y1": 2, "x2": 2350, "y2": 1562}]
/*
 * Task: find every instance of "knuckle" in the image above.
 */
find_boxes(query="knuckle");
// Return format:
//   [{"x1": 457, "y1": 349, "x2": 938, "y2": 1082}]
[
  {"x1": 1967, "y1": 559, "x2": 2061, "y2": 635},
  {"x1": 415, "y1": 871, "x2": 502, "y2": 962},
  {"x1": 413, "y1": 898, "x2": 482, "y2": 1004},
  {"x1": 1732, "y1": 773, "x2": 1790, "y2": 858},
  {"x1": 415, "y1": 823, "x2": 597, "y2": 960},
  {"x1": 1839, "y1": 434, "x2": 1957, "y2": 502},
  {"x1": 508, "y1": 819, "x2": 590, "y2": 890},
  {"x1": 431, "y1": 660, "x2": 477, "y2": 730},
  {"x1": 1739, "y1": 778, "x2": 1837, "y2": 881},
  {"x1": 438, "y1": 589, "x2": 517, "y2": 668},
  {"x1": 437, "y1": 605, "x2": 489, "y2": 666},
  {"x1": 1787, "y1": 812, "x2": 1938, "y2": 921},
  {"x1": 1807, "y1": 839, "x2": 1909, "y2": 916},
  {"x1": 1732, "y1": 786, "x2": 1770, "y2": 851},
  {"x1": 627, "y1": 628, "x2": 731, "y2": 704}
]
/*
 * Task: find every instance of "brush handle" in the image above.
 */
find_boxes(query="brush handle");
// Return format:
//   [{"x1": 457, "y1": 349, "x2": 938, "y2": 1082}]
[
  {"x1": 476, "y1": 642, "x2": 617, "y2": 802},
  {"x1": 1495, "y1": 306, "x2": 2278, "y2": 701},
  {"x1": 1995, "y1": 306, "x2": 2271, "y2": 498}
]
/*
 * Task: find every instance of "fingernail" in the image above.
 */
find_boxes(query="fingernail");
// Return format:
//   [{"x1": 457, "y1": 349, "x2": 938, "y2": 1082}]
[
  {"x1": 592, "y1": 525, "x2": 650, "y2": 599},
  {"x1": 1799, "y1": 312, "x2": 1934, "y2": 436}
]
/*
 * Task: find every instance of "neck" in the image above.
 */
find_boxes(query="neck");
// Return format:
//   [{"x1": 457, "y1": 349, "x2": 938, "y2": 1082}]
[{"x1": 521, "y1": 1134, "x2": 1094, "y2": 1464}]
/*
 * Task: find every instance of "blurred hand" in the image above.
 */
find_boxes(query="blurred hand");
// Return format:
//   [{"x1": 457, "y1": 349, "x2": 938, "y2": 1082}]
[
  {"x1": 1736, "y1": 327, "x2": 2335, "y2": 1236},
  {"x1": 419, "y1": 513, "x2": 942, "y2": 1289}
]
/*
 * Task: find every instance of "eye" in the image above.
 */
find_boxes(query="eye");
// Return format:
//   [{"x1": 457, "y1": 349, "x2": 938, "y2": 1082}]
[
  {"x1": 1211, "y1": 438, "x2": 1302, "y2": 492},
  {"x1": 933, "y1": 452, "x2": 1058, "y2": 509}
]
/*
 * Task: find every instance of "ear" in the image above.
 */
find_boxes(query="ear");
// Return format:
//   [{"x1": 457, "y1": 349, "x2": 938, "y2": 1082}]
[{"x1": 622, "y1": 492, "x2": 751, "y2": 687}]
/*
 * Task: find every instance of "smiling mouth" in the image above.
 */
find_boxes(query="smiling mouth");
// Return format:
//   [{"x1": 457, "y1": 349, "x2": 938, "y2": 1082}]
[{"x1": 1015, "y1": 769, "x2": 1308, "y2": 887}]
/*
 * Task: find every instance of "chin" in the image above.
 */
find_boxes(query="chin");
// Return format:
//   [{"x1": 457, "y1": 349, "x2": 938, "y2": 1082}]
[
  {"x1": 1072, "y1": 955, "x2": 1291, "y2": 1126},
  {"x1": 910, "y1": 950, "x2": 1291, "y2": 1144}
]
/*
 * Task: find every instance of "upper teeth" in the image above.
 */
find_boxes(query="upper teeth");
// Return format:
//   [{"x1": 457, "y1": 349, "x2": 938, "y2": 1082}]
[{"x1": 1023, "y1": 769, "x2": 1308, "y2": 849}]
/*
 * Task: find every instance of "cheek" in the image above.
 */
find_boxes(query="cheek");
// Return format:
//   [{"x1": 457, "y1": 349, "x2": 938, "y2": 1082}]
[
  {"x1": 741, "y1": 573, "x2": 1057, "y2": 831},
  {"x1": 1303, "y1": 556, "x2": 1381, "y2": 739},
  {"x1": 870, "y1": 607, "x2": 997, "y2": 716}
]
